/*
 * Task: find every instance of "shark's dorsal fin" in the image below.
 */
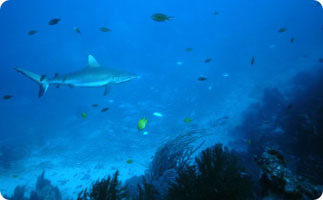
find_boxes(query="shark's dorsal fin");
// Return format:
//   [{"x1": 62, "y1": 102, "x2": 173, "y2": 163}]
[{"x1": 87, "y1": 55, "x2": 101, "y2": 68}]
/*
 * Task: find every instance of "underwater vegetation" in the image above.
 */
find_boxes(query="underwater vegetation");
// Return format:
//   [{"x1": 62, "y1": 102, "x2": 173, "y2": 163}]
[
  {"x1": 126, "y1": 129, "x2": 207, "y2": 199},
  {"x1": 10, "y1": 171, "x2": 62, "y2": 200},
  {"x1": 77, "y1": 171, "x2": 128, "y2": 200},
  {"x1": 7, "y1": 122, "x2": 323, "y2": 200},
  {"x1": 167, "y1": 144, "x2": 253, "y2": 200}
]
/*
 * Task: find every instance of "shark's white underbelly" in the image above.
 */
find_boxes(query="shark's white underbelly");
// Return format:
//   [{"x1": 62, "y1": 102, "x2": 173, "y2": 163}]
[{"x1": 71, "y1": 81, "x2": 109, "y2": 87}]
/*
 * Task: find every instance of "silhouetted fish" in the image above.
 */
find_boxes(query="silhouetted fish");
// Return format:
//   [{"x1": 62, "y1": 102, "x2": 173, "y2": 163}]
[
  {"x1": 2, "y1": 95, "x2": 13, "y2": 100},
  {"x1": 204, "y1": 58, "x2": 212, "y2": 63},
  {"x1": 251, "y1": 56, "x2": 255, "y2": 65},
  {"x1": 186, "y1": 48, "x2": 193, "y2": 52},
  {"x1": 278, "y1": 28, "x2": 287, "y2": 33},
  {"x1": 151, "y1": 13, "x2": 174, "y2": 22},
  {"x1": 100, "y1": 27, "x2": 111, "y2": 32},
  {"x1": 92, "y1": 104, "x2": 99, "y2": 107},
  {"x1": 101, "y1": 107, "x2": 109, "y2": 112},
  {"x1": 198, "y1": 76, "x2": 207, "y2": 81},
  {"x1": 28, "y1": 30, "x2": 37, "y2": 35},
  {"x1": 73, "y1": 27, "x2": 81, "y2": 34},
  {"x1": 48, "y1": 18, "x2": 61, "y2": 25},
  {"x1": 319, "y1": 58, "x2": 323, "y2": 63},
  {"x1": 290, "y1": 37, "x2": 295, "y2": 43}
]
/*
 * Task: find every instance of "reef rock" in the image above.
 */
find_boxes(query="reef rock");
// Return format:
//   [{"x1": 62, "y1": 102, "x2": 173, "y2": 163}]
[
  {"x1": 30, "y1": 171, "x2": 62, "y2": 200},
  {"x1": 254, "y1": 147, "x2": 322, "y2": 200}
]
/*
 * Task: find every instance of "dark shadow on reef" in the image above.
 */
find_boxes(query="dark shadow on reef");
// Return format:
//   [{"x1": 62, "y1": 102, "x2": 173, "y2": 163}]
[
  {"x1": 233, "y1": 67, "x2": 323, "y2": 184},
  {"x1": 7, "y1": 67, "x2": 323, "y2": 200}
]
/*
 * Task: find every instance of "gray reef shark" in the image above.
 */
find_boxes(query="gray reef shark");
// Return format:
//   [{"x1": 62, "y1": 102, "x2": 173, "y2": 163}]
[{"x1": 15, "y1": 55, "x2": 138, "y2": 97}]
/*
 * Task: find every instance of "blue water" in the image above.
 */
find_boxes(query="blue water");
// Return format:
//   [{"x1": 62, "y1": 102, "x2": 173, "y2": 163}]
[{"x1": 0, "y1": 0, "x2": 323, "y2": 199}]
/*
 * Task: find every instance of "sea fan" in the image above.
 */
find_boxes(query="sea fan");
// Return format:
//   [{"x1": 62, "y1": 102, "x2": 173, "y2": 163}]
[{"x1": 167, "y1": 144, "x2": 253, "y2": 200}]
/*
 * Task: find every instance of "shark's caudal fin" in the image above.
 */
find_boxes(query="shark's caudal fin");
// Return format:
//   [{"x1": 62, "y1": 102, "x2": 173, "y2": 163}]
[{"x1": 14, "y1": 67, "x2": 49, "y2": 97}]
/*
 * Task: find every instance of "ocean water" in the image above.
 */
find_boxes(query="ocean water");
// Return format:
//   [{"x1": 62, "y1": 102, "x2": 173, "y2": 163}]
[{"x1": 0, "y1": 0, "x2": 323, "y2": 199}]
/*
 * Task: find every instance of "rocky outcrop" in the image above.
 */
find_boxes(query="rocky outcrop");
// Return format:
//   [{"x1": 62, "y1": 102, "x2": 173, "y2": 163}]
[{"x1": 254, "y1": 147, "x2": 322, "y2": 200}]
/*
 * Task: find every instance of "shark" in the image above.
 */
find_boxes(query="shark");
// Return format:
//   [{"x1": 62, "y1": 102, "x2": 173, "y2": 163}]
[{"x1": 14, "y1": 54, "x2": 138, "y2": 97}]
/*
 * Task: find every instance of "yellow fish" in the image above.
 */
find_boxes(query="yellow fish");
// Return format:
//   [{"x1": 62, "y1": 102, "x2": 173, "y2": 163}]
[
  {"x1": 81, "y1": 112, "x2": 87, "y2": 118},
  {"x1": 184, "y1": 117, "x2": 192, "y2": 123},
  {"x1": 137, "y1": 118, "x2": 148, "y2": 131}
]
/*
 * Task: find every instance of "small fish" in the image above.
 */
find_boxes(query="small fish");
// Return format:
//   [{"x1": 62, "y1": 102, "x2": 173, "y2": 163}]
[
  {"x1": 176, "y1": 61, "x2": 183, "y2": 66},
  {"x1": 248, "y1": 139, "x2": 251, "y2": 145},
  {"x1": 126, "y1": 159, "x2": 133, "y2": 164},
  {"x1": 251, "y1": 56, "x2": 255, "y2": 65},
  {"x1": 40, "y1": 74, "x2": 46, "y2": 81},
  {"x1": 222, "y1": 73, "x2": 229, "y2": 77},
  {"x1": 198, "y1": 76, "x2": 207, "y2": 81},
  {"x1": 151, "y1": 13, "x2": 174, "y2": 22},
  {"x1": 2, "y1": 95, "x2": 13, "y2": 100},
  {"x1": 101, "y1": 107, "x2": 109, "y2": 112},
  {"x1": 48, "y1": 18, "x2": 61, "y2": 26},
  {"x1": 81, "y1": 112, "x2": 87, "y2": 118},
  {"x1": 213, "y1": 11, "x2": 219, "y2": 16},
  {"x1": 278, "y1": 28, "x2": 287, "y2": 33},
  {"x1": 153, "y1": 112, "x2": 163, "y2": 117},
  {"x1": 287, "y1": 104, "x2": 293, "y2": 110},
  {"x1": 319, "y1": 58, "x2": 323, "y2": 63},
  {"x1": 184, "y1": 117, "x2": 192, "y2": 123},
  {"x1": 143, "y1": 131, "x2": 149, "y2": 135},
  {"x1": 290, "y1": 37, "x2": 295, "y2": 43},
  {"x1": 12, "y1": 175, "x2": 19, "y2": 179},
  {"x1": 100, "y1": 27, "x2": 111, "y2": 32},
  {"x1": 185, "y1": 48, "x2": 193, "y2": 52},
  {"x1": 92, "y1": 104, "x2": 99, "y2": 108},
  {"x1": 28, "y1": 30, "x2": 37, "y2": 35},
  {"x1": 137, "y1": 118, "x2": 148, "y2": 131},
  {"x1": 204, "y1": 58, "x2": 212, "y2": 63},
  {"x1": 73, "y1": 27, "x2": 81, "y2": 34}
]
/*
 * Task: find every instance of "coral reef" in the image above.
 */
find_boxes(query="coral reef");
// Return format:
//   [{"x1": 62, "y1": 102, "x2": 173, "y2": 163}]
[
  {"x1": 10, "y1": 186, "x2": 28, "y2": 200},
  {"x1": 30, "y1": 171, "x2": 62, "y2": 200},
  {"x1": 127, "y1": 129, "x2": 207, "y2": 199},
  {"x1": 254, "y1": 147, "x2": 322, "y2": 200},
  {"x1": 77, "y1": 170, "x2": 128, "y2": 200},
  {"x1": 167, "y1": 144, "x2": 253, "y2": 200},
  {"x1": 136, "y1": 177, "x2": 160, "y2": 200},
  {"x1": 10, "y1": 171, "x2": 62, "y2": 200},
  {"x1": 232, "y1": 67, "x2": 323, "y2": 184}
]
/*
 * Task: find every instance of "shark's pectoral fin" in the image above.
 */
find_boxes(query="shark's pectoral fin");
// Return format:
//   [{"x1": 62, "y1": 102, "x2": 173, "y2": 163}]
[
  {"x1": 104, "y1": 85, "x2": 110, "y2": 96},
  {"x1": 39, "y1": 85, "x2": 48, "y2": 97}
]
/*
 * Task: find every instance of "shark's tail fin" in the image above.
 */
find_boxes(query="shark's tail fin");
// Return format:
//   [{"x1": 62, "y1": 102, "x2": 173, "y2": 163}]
[{"x1": 14, "y1": 67, "x2": 49, "y2": 97}]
